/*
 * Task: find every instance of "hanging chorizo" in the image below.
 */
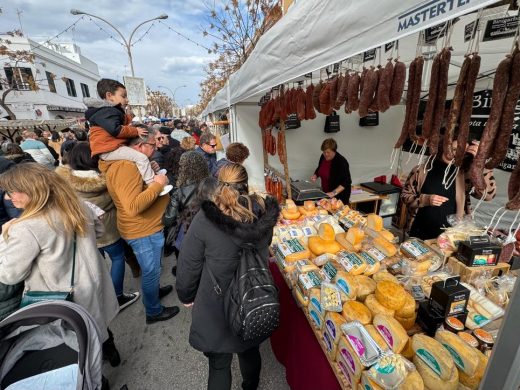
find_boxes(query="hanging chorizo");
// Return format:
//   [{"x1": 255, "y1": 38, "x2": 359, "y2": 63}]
[
  {"x1": 470, "y1": 55, "x2": 512, "y2": 192},
  {"x1": 305, "y1": 84, "x2": 316, "y2": 120},
  {"x1": 296, "y1": 87, "x2": 306, "y2": 121},
  {"x1": 359, "y1": 67, "x2": 378, "y2": 118},
  {"x1": 422, "y1": 51, "x2": 442, "y2": 141},
  {"x1": 455, "y1": 54, "x2": 481, "y2": 166},
  {"x1": 320, "y1": 81, "x2": 332, "y2": 115},
  {"x1": 394, "y1": 58, "x2": 416, "y2": 149},
  {"x1": 444, "y1": 55, "x2": 472, "y2": 160},
  {"x1": 336, "y1": 73, "x2": 350, "y2": 108},
  {"x1": 429, "y1": 48, "x2": 452, "y2": 156},
  {"x1": 313, "y1": 81, "x2": 324, "y2": 112},
  {"x1": 346, "y1": 73, "x2": 360, "y2": 112},
  {"x1": 378, "y1": 60, "x2": 393, "y2": 112},
  {"x1": 389, "y1": 60, "x2": 406, "y2": 106}
]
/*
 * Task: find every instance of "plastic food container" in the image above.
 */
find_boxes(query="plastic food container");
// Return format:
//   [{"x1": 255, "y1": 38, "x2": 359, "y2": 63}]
[
  {"x1": 473, "y1": 329, "x2": 494, "y2": 353},
  {"x1": 444, "y1": 316, "x2": 465, "y2": 333},
  {"x1": 341, "y1": 321, "x2": 382, "y2": 367},
  {"x1": 458, "y1": 332, "x2": 479, "y2": 348}
]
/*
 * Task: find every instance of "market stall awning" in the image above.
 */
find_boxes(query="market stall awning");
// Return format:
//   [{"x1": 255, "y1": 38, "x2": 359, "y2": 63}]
[{"x1": 203, "y1": 0, "x2": 500, "y2": 115}]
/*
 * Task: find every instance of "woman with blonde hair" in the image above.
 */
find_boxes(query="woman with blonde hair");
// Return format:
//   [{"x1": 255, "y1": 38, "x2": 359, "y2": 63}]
[
  {"x1": 0, "y1": 163, "x2": 119, "y2": 354},
  {"x1": 176, "y1": 163, "x2": 280, "y2": 390}
]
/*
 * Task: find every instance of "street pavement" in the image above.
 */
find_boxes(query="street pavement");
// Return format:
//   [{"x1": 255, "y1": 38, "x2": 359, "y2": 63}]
[{"x1": 104, "y1": 253, "x2": 291, "y2": 390}]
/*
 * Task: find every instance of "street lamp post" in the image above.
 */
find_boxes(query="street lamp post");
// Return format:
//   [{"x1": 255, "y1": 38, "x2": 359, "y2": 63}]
[
  {"x1": 70, "y1": 9, "x2": 167, "y2": 77},
  {"x1": 158, "y1": 85, "x2": 186, "y2": 118}
]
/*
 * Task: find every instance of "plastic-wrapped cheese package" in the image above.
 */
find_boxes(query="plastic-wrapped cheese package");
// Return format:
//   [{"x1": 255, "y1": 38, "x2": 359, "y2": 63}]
[
  {"x1": 321, "y1": 282, "x2": 343, "y2": 312},
  {"x1": 367, "y1": 352, "x2": 415, "y2": 389}
]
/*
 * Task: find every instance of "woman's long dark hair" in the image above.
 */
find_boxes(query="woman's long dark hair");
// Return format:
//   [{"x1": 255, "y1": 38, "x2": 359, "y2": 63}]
[{"x1": 68, "y1": 142, "x2": 99, "y2": 171}]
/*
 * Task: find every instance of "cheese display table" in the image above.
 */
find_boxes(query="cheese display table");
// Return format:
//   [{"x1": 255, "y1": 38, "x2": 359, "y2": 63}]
[
  {"x1": 268, "y1": 199, "x2": 515, "y2": 390},
  {"x1": 270, "y1": 261, "x2": 343, "y2": 390}
]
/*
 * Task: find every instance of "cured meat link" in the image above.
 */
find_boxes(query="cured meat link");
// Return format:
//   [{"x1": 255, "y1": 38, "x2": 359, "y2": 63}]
[
  {"x1": 444, "y1": 55, "x2": 472, "y2": 160},
  {"x1": 346, "y1": 73, "x2": 360, "y2": 112},
  {"x1": 389, "y1": 60, "x2": 406, "y2": 106},
  {"x1": 429, "y1": 48, "x2": 452, "y2": 156},
  {"x1": 359, "y1": 67, "x2": 378, "y2": 118},
  {"x1": 486, "y1": 51, "x2": 520, "y2": 169},
  {"x1": 378, "y1": 60, "x2": 393, "y2": 112},
  {"x1": 394, "y1": 58, "x2": 416, "y2": 149},
  {"x1": 470, "y1": 55, "x2": 512, "y2": 192},
  {"x1": 455, "y1": 54, "x2": 481, "y2": 166},
  {"x1": 422, "y1": 53, "x2": 441, "y2": 141},
  {"x1": 407, "y1": 56, "x2": 424, "y2": 141}
]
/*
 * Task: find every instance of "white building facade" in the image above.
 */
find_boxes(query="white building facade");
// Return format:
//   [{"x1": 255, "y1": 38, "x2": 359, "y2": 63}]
[{"x1": 0, "y1": 35, "x2": 100, "y2": 120}]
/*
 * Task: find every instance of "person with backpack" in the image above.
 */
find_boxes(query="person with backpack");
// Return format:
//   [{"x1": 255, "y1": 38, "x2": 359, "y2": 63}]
[{"x1": 176, "y1": 163, "x2": 280, "y2": 390}]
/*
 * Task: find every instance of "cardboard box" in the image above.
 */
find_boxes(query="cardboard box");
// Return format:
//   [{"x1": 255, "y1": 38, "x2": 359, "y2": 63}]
[
  {"x1": 429, "y1": 277, "x2": 470, "y2": 317},
  {"x1": 447, "y1": 257, "x2": 510, "y2": 283},
  {"x1": 456, "y1": 238, "x2": 501, "y2": 267}
]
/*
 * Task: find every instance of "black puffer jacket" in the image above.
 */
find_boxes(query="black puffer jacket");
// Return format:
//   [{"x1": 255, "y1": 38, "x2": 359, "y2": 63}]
[{"x1": 176, "y1": 196, "x2": 279, "y2": 353}]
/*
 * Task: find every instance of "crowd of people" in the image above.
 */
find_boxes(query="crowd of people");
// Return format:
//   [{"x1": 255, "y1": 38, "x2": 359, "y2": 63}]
[{"x1": 0, "y1": 78, "x2": 264, "y2": 390}]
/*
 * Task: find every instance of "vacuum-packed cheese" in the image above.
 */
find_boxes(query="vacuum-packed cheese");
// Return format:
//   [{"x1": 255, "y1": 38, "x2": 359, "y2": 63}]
[
  {"x1": 334, "y1": 271, "x2": 358, "y2": 301},
  {"x1": 355, "y1": 275, "x2": 377, "y2": 301},
  {"x1": 413, "y1": 355, "x2": 458, "y2": 390},
  {"x1": 325, "y1": 312, "x2": 347, "y2": 344},
  {"x1": 458, "y1": 349, "x2": 488, "y2": 390},
  {"x1": 364, "y1": 324, "x2": 389, "y2": 352},
  {"x1": 337, "y1": 335, "x2": 364, "y2": 380},
  {"x1": 435, "y1": 330, "x2": 479, "y2": 376},
  {"x1": 411, "y1": 334, "x2": 456, "y2": 381},
  {"x1": 373, "y1": 314, "x2": 409, "y2": 353}
]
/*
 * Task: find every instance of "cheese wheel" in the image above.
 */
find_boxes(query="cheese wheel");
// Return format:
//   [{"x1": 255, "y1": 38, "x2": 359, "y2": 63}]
[
  {"x1": 413, "y1": 355, "x2": 458, "y2": 390},
  {"x1": 367, "y1": 214, "x2": 384, "y2": 231},
  {"x1": 364, "y1": 324, "x2": 389, "y2": 351},
  {"x1": 325, "y1": 312, "x2": 347, "y2": 344},
  {"x1": 398, "y1": 370, "x2": 424, "y2": 390},
  {"x1": 373, "y1": 236, "x2": 398, "y2": 257},
  {"x1": 346, "y1": 227, "x2": 365, "y2": 246},
  {"x1": 303, "y1": 200, "x2": 316, "y2": 211},
  {"x1": 342, "y1": 300, "x2": 372, "y2": 325},
  {"x1": 435, "y1": 330, "x2": 480, "y2": 376},
  {"x1": 308, "y1": 306, "x2": 325, "y2": 330},
  {"x1": 281, "y1": 209, "x2": 301, "y2": 220},
  {"x1": 395, "y1": 292, "x2": 416, "y2": 317},
  {"x1": 355, "y1": 275, "x2": 377, "y2": 301},
  {"x1": 285, "y1": 199, "x2": 297, "y2": 211},
  {"x1": 308, "y1": 236, "x2": 342, "y2": 256},
  {"x1": 334, "y1": 271, "x2": 358, "y2": 301},
  {"x1": 395, "y1": 312, "x2": 417, "y2": 330},
  {"x1": 375, "y1": 280, "x2": 406, "y2": 311},
  {"x1": 337, "y1": 335, "x2": 364, "y2": 380},
  {"x1": 458, "y1": 349, "x2": 488, "y2": 390},
  {"x1": 298, "y1": 206, "x2": 318, "y2": 216},
  {"x1": 323, "y1": 329, "x2": 338, "y2": 361},
  {"x1": 318, "y1": 223, "x2": 336, "y2": 241},
  {"x1": 378, "y1": 229, "x2": 395, "y2": 242},
  {"x1": 372, "y1": 314, "x2": 409, "y2": 353},
  {"x1": 411, "y1": 334, "x2": 456, "y2": 381},
  {"x1": 372, "y1": 271, "x2": 399, "y2": 284},
  {"x1": 365, "y1": 294, "x2": 395, "y2": 317},
  {"x1": 336, "y1": 233, "x2": 362, "y2": 252},
  {"x1": 401, "y1": 339, "x2": 415, "y2": 360}
]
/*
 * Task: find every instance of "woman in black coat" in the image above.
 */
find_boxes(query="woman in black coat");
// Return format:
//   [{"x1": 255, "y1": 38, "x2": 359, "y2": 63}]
[
  {"x1": 311, "y1": 138, "x2": 352, "y2": 204},
  {"x1": 176, "y1": 163, "x2": 279, "y2": 390}
]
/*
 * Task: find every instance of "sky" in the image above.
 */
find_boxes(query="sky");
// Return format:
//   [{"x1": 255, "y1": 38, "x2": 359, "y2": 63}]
[{"x1": 1, "y1": 0, "x2": 217, "y2": 107}]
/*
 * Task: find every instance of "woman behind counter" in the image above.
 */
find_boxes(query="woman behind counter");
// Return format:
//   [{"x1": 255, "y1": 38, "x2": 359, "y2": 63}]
[{"x1": 311, "y1": 138, "x2": 352, "y2": 204}]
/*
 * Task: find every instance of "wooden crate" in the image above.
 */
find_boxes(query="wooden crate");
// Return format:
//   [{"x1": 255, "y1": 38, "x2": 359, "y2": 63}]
[{"x1": 446, "y1": 257, "x2": 510, "y2": 283}]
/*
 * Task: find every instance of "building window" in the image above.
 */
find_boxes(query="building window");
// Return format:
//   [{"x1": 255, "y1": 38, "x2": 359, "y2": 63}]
[
  {"x1": 4, "y1": 67, "x2": 36, "y2": 90},
  {"x1": 80, "y1": 83, "x2": 90, "y2": 98},
  {"x1": 46, "y1": 71, "x2": 56, "y2": 93},
  {"x1": 63, "y1": 77, "x2": 77, "y2": 97}
]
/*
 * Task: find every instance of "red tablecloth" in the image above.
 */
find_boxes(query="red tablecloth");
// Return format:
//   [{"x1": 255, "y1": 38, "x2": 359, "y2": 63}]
[{"x1": 270, "y1": 261, "x2": 342, "y2": 390}]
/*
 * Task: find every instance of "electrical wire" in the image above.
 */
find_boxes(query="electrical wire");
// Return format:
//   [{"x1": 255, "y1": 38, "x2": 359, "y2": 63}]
[
  {"x1": 87, "y1": 17, "x2": 126, "y2": 47},
  {"x1": 131, "y1": 21, "x2": 156, "y2": 47},
  {"x1": 158, "y1": 20, "x2": 213, "y2": 53},
  {"x1": 29, "y1": 17, "x2": 85, "y2": 51}
]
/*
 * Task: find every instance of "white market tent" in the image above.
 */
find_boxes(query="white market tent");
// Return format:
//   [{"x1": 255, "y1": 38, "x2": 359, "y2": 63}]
[
  {"x1": 203, "y1": 2, "x2": 520, "y2": 387},
  {"x1": 203, "y1": 0, "x2": 519, "y2": 230}
]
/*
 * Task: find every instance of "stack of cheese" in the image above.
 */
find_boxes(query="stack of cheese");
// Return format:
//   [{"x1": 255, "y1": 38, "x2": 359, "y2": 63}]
[
  {"x1": 308, "y1": 223, "x2": 343, "y2": 256},
  {"x1": 280, "y1": 199, "x2": 301, "y2": 220},
  {"x1": 317, "y1": 197, "x2": 344, "y2": 212},
  {"x1": 298, "y1": 200, "x2": 320, "y2": 217}
]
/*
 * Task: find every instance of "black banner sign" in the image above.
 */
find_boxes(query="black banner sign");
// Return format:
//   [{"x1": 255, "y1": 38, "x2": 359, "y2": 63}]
[
  {"x1": 483, "y1": 15, "x2": 519, "y2": 42},
  {"x1": 363, "y1": 49, "x2": 377, "y2": 63},
  {"x1": 385, "y1": 42, "x2": 395, "y2": 52},
  {"x1": 464, "y1": 21, "x2": 476, "y2": 42}
]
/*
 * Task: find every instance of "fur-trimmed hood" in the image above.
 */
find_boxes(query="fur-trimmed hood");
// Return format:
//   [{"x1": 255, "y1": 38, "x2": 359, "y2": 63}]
[
  {"x1": 84, "y1": 98, "x2": 124, "y2": 123},
  {"x1": 55, "y1": 166, "x2": 107, "y2": 193},
  {"x1": 83, "y1": 97, "x2": 116, "y2": 109},
  {"x1": 201, "y1": 196, "x2": 280, "y2": 243}
]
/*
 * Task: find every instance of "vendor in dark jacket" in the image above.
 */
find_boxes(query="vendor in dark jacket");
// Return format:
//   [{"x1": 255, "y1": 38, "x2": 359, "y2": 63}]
[
  {"x1": 311, "y1": 138, "x2": 352, "y2": 204},
  {"x1": 176, "y1": 163, "x2": 279, "y2": 390}
]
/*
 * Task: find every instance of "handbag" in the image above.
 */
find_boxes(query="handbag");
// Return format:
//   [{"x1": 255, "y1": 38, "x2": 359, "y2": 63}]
[
  {"x1": 20, "y1": 235, "x2": 76, "y2": 308},
  {"x1": 324, "y1": 111, "x2": 340, "y2": 133}
]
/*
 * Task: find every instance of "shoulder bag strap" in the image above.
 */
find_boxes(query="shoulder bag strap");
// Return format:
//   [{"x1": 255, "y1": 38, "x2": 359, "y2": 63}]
[{"x1": 70, "y1": 233, "x2": 76, "y2": 291}]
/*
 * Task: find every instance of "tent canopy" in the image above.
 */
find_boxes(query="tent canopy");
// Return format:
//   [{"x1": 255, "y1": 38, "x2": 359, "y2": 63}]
[{"x1": 203, "y1": 0, "x2": 500, "y2": 116}]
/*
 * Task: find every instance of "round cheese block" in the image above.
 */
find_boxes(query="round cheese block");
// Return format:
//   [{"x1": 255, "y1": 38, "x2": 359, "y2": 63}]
[
  {"x1": 281, "y1": 209, "x2": 301, "y2": 220},
  {"x1": 303, "y1": 200, "x2": 316, "y2": 211},
  {"x1": 285, "y1": 199, "x2": 297, "y2": 211},
  {"x1": 395, "y1": 312, "x2": 417, "y2": 331},
  {"x1": 375, "y1": 280, "x2": 406, "y2": 311},
  {"x1": 413, "y1": 355, "x2": 458, "y2": 390},
  {"x1": 372, "y1": 271, "x2": 399, "y2": 284},
  {"x1": 458, "y1": 349, "x2": 488, "y2": 390},
  {"x1": 397, "y1": 370, "x2": 424, "y2": 390},
  {"x1": 308, "y1": 236, "x2": 342, "y2": 256},
  {"x1": 365, "y1": 294, "x2": 395, "y2": 317},
  {"x1": 342, "y1": 300, "x2": 372, "y2": 325},
  {"x1": 355, "y1": 275, "x2": 377, "y2": 301},
  {"x1": 395, "y1": 292, "x2": 416, "y2": 318},
  {"x1": 318, "y1": 223, "x2": 336, "y2": 241},
  {"x1": 365, "y1": 324, "x2": 389, "y2": 352},
  {"x1": 400, "y1": 339, "x2": 414, "y2": 360}
]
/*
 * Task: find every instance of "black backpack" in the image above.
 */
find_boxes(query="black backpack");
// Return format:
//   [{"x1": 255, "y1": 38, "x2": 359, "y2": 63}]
[{"x1": 206, "y1": 242, "x2": 280, "y2": 342}]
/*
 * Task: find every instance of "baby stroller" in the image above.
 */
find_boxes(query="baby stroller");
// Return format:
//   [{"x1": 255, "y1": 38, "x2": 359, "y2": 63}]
[{"x1": 0, "y1": 301, "x2": 103, "y2": 389}]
